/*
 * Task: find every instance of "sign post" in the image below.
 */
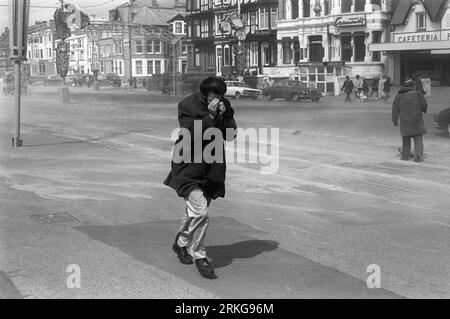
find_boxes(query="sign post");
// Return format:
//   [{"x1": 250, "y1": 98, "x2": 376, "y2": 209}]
[{"x1": 9, "y1": 0, "x2": 30, "y2": 148}]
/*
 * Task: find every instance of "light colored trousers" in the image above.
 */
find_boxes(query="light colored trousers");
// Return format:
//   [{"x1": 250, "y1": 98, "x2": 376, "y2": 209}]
[{"x1": 176, "y1": 188, "x2": 211, "y2": 260}]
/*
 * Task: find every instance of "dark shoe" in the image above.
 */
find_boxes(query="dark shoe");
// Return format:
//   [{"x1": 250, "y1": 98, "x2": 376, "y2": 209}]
[
  {"x1": 400, "y1": 157, "x2": 409, "y2": 161},
  {"x1": 414, "y1": 157, "x2": 424, "y2": 163},
  {"x1": 172, "y1": 242, "x2": 193, "y2": 265},
  {"x1": 195, "y1": 258, "x2": 217, "y2": 279}
]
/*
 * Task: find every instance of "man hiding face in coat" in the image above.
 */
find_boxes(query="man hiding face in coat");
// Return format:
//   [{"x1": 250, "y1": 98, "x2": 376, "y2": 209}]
[
  {"x1": 164, "y1": 77, "x2": 237, "y2": 279},
  {"x1": 392, "y1": 78, "x2": 428, "y2": 162}
]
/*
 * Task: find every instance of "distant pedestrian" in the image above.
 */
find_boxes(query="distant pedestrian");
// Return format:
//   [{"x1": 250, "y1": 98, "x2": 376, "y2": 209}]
[
  {"x1": 370, "y1": 76, "x2": 380, "y2": 100},
  {"x1": 362, "y1": 78, "x2": 369, "y2": 101},
  {"x1": 414, "y1": 73, "x2": 426, "y2": 95},
  {"x1": 354, "y1": 75, "x2": 363, "y2": 102},
  {"x1": 382, "y1": 76, "x2": 392, "y2": 102},
  {"x1": 164, "y1": 77, "x2": 237, "y2": 280},
  {"x1": 392, "y1": 78, "x2": 428, "y2": 162},
  {"x1": 128, "y1": 77, "x2": 133, "y2": 91},
  {"x1": 341, "y1": 76, "x2": 354, "y2": 103}
]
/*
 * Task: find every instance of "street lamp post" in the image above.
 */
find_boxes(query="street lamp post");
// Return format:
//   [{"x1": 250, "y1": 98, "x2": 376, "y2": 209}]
[{"x1": 9, "y1": 0, "x2": 30, "y2": 148}]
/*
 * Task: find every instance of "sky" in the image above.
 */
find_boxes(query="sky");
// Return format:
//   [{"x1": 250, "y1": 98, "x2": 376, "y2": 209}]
[{"x1": 0, "y1": 0, "x2": 125, "y2": 32}]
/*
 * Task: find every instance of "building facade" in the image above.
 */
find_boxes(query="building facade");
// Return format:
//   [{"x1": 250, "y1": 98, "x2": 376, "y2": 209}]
[
  {"x1": 185, "y1": 0, "x2": 278, "y2": 78},
  {"x1": 370, "y1": 0, "x2": 450, "y2": 86},
  {"x1": 0, "y1": 28, "x2": 11, "y2": 76},
  {"x1": 26, "y1": 21, "x2": 57, "y2": 78},
  {"x1": 275, "y1": 0, "x2": 391, "y2": 94},
  {"x1": 108, "y1": 0, "x2": 186, "y2": 80}
]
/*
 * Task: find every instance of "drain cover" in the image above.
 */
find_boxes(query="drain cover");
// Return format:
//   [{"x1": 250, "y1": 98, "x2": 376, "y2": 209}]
[{"x1": 30, "y1": 213, "x2": 80, "y2": 224}]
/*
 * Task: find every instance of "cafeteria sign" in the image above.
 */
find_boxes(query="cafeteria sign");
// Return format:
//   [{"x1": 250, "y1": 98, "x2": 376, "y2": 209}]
[{"x1": 335, "y1": 15, "x2": 366, "y2": 27}]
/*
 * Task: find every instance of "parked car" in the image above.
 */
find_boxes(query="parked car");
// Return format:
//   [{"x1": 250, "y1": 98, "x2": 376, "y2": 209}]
[
  {"x1": 224, "y1": 81, "x2": 262, "y2": 100},
  {"x1": 262, "y1": 79, "x2": 322, "y2": 102},
  {"x1": 433, "y1": 107, "x2": 450, "y2": 134}
]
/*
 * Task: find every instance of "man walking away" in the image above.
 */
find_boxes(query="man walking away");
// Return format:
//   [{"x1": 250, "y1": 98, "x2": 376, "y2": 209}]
[
  {"x1": 392, "y1": 78, "x2": 428, "y2": 162},
  {"x1": 341, "y1": 76, "x2": 354, "y2": 103},
  {"x1": 164, "y1": 77, "x2": 237, "y2": 279},
  {"x1": 370, "y1": 76, "x2": 380, "y2": 100},
  {"x1": 382, "y1": 76, "x2": 392, "y2": 103},
  {"x1": 415, "y1": 73, "x2": 426, "y2": 95},
  {"x1": 354, "y1": 75, "x2": 363, "y2": 102}
]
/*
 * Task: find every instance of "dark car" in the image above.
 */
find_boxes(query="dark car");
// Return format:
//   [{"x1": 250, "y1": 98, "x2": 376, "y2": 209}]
[
  {"x1": 433, "y1": 108, "x2": 450, "y2": 134},
  {"x1": 262, "y1": 79, "x2": 322, "y2": 102}
]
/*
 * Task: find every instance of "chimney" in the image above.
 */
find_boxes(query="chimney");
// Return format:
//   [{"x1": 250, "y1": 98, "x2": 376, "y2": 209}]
[{"x1": 152, "y1": 0, "x2": 159, "y2": 7}]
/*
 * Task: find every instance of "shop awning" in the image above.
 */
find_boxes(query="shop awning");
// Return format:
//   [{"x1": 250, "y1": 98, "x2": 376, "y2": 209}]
[{"x1": 369, "y1": 41, "x2": 450, "y2": 51}]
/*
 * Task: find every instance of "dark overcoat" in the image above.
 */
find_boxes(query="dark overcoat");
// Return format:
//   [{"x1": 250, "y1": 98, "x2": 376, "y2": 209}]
[
  {"x1": 392, "y1": 86, "x2": 428, "y2": 137},
  {"x1": 164, "y1": 92, "x2": 237, "y2": 200}
]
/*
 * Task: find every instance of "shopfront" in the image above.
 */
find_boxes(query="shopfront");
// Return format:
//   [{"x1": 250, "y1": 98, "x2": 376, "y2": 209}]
[{"x1": 369, "y1": 0, "x2": 450, "y2": 86}]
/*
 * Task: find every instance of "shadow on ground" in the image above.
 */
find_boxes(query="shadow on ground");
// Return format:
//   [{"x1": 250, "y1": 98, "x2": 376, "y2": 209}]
[{"x1": 74, "y1": 216, "x2": 403, "y2": 298}]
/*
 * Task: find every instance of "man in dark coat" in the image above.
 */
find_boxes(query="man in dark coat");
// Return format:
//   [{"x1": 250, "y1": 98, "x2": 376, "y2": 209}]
[
  {"x1": 164, "y1": 77, "x2": 237, "y2": 279},
  {"x1": 341, "y1": 76, "x2": 354, "y2": 102},
  {"x1": 392, "y1": 78, "x2": 428, "y2": 162},
  {"x1": 414, "y1": 73, "x2": 426, "y2": 95}
]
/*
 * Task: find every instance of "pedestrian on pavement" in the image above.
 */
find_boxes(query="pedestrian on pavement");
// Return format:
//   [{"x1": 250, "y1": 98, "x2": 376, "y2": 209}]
[
  {"x1": 164, "y1": 77, "x2": 237, "y2": 279},
  {"x1": 341, "y1": 76, "x2": 354, "y2": 103},
  {"x1": 392, "y1": 77, "x2": 428, "y2": 162},
  {"x1": 128, "y1": 77, "x2": 133, "y2": 91},
  {"x1": 382, "y1": 76, "x2": 392, "y2": 102},
  {"x1": 370, "y1": 76, "x2": 380, "y2": 100},
  {"x1": 362, "y1": 78, "x2": 369, "y2": 101},
  {"x1": 354, "y1": 75, "x2": 363, "y2": 102},
  {"x1": 414, "y1": 73, "x2": 426, "y2": 95}
]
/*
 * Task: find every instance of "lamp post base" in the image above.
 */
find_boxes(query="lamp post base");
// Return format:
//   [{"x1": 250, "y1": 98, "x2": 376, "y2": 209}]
[{"x1": 12, "y1": 137, "x2": 23, "y2": 148}]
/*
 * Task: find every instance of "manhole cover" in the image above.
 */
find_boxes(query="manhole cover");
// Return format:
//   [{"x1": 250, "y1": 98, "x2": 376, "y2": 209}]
[{"x1": 30, "y1": 213, "x2": 80, "y2": 224}]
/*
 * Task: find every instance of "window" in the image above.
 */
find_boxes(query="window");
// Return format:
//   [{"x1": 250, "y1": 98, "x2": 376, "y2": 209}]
[
  {"x1": 355, "y1": 0, "x2": 365, "y2": 12},
  {"x1": 271, "y1": 8, "x2": 278, "y2": 29},
  {"x1": 147, "y1": 60, "x2": 153, "y2": 74},
  {"x1": 341, "y1": 36, "x2": 352, "y2": 62},
  {"x1": 224, "y1": 46, "x2": 230, "y2": 66},
  {"x1": 194, "y1": 47, "x2": 200, "y2": 67},
  {"x1": 80, "y1": 50, "x2": 85, "y2": 60},
  {"x1": 417, "y1": 12, "x2": 426, "y2": 30},
  {"x1": 354, "y1": 35, "x2": 366, "y2": 62},
  {"x1": 282, "y1": 40, "x2": 292, "y2": 64},
  {"x1": 303, "y1": 0, "x2": 311, "y2": 18},
  {"x1": 39, "y1": 63, "x2": 46, "y2": 74},
  {"x1": 193, "y1": 0, "x2": 200, "y2": 10},
  {"x1": 182, "y1": 45, "x2": 187, "y2": 54},
  {"x1": 201, "y1": 0, "x2": 208, "y2": 11},
  {"x1": 146, "y1": 40, "x2": 153, "y2": 53},
  {"x1": 154, "y1": 40, "x2": 161, "y2": 53},
  {"x1": 342, "y1": 0, "x2": 352, "y2": 13},
  {"x1": 48, "y1": 48, "x2": 52, "y2": 58},
  {"x1": 194, "y1": 20, "x2": 200, "y2": 37},
  {"x1": 175, "y1": 21, "x2": 183, "y2": 34},
  {"x1": 259, "y1": 8, "x2": 269, "y2": 30},
  {"x1": 201, "y1": 19, "x2": 209, "y2": 38},
  {"x1": 292, "y1": 0, "x2": 299, "y2": 19},
  {"x1": 136, "y1": 40, "x2": 143, "y2": 53},
  {"x1": 136, "y1": 60, "x2": 143, "y2": 74},
  {"x1": 155, "y1": 60, "x2": 161, "y2": 74},
  {"x1": 118, "y1": 61, "x2": 123, "y2": 75},
  {"x1": 372, "y1": 31, "x2": 381, "y2": 62},
  {"x1": 47, "y1": 34, "x2": 52, "y2": 42},
  {"x1": 309, "y1": 36, "x2": 323, "y2": 62},
  {"x1": 250, "y1": 42, "x2": 258, "y2": 66},
  {"x1": 40, "y1": 49, "x2": 44, "y2": 59},
  {"x1": 116, "y1": 41, "x2": 123, "y2": 55},
  {"x1": 250, "y1": 11, "x2": 258, "y2": 33}
]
